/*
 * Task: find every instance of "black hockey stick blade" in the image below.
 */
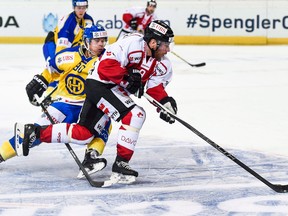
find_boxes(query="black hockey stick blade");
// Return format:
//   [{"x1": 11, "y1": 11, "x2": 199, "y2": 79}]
[
  {"x1": 270, "y1": 184, "x2": 288, "y2": 193},
  {"x1": 189, "y1": 62, "x2": 206, "y2": 67},
  {"x1": 144, "y1": 93, "x2": 288, "y2": 193},
  {"x1": 171, "y1": 51, "x2": 206, "y2": 68}
]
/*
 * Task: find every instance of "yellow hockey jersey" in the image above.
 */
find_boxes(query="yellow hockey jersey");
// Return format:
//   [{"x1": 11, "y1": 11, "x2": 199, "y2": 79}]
[
  {"x1": 54, "y1": 12, "x2": 94, "y2": 53},
  {"x1": 42, "y1": 45, "x2": 102, "y2": 105}
]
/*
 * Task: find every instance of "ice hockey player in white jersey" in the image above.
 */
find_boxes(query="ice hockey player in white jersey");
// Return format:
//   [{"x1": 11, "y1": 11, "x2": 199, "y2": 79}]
[
  {"x1": 1, "y1": 25, "x2": 111, "y2": 178},
  {"x1": 19, "y1": 20, "x2": 177, "y2": 184},
  {"x1": 116, "y1": 0, "x2": 158, "y2": 40}
]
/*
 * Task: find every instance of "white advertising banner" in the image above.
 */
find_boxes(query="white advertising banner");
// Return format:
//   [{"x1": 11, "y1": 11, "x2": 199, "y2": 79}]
[{"x1": 0, "y1": 0, "x2": 287, "y2": 44}]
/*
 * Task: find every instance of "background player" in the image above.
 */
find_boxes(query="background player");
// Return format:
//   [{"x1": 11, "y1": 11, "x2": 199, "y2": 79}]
[
  {"x1": 43, "y1": 0, "x2": 94, "y2": 61},
  {"x1": 43, "y1": 0, "x2": 94, "y2": 93},
  {"x1": 116, "y1": 0, "x2": 157, "y2": 40}
]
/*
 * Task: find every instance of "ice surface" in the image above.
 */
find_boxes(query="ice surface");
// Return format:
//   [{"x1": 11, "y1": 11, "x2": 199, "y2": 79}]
[{"x1": 0, "y1": 44, "x2": 288, "y2": 215}]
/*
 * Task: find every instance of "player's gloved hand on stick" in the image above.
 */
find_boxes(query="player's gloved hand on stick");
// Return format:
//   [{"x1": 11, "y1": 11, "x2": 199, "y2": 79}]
[
  {"x1": 26, "y1": 74, "x2": 49, "y2": 106},
  {"x1": 42, "y1": 95, "x2": 53, "y2": 109},
  {"x1": 130, "y1": 18, "x2": 138, "y2": 30},
  {"x1": 159, "y1": 96, "x2": 177, "y2": 124},
  {"x1": 124, "y1": 68, "x2": 143, "y2": 98},
  {"x1": 134, "y1": 83, "x2": 144, "y2": 98}
]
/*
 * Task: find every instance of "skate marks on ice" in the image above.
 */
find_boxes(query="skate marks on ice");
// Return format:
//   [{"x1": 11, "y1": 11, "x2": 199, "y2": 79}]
[{"x1": 0, "y1": 141, "x2": 288, "y2": 215}]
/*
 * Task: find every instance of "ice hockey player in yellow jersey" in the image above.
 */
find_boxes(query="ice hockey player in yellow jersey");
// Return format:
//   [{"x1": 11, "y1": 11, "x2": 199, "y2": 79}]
[
  {"x1": 43, "y1": 0, "x2": 94, "y2": 61},
  {"x1": 0, "y1": 24, "x2": 111, "y2": 178}
]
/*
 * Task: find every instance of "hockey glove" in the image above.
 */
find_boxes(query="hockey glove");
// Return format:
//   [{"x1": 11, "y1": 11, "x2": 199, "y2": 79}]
[
  {"x1": 124, "y1": 69, "x2": 143, "y2": 97},
  {"x1": 130, "y1": 18, "x2": 138, "y2": 30},
  {"x1": 26, "y1": 74, "x2": 49, "y2": 106},
  {"x1": 42, "y1": 95, "x2": 53, "y2": 109},
  {"x1": 159, "y1": 96, "x2": 178, "y2": 124}
]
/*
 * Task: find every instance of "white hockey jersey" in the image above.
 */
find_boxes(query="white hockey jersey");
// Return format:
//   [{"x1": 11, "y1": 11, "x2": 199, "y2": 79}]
[
  {"x1": 87, "y1": 33, "x2": 173, "y2": 102},
  {"x1": 122, "y1": 6, "x2": 158, "y2": 32}
]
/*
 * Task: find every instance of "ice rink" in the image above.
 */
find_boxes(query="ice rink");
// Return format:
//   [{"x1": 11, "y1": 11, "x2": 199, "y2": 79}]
[{"x1": 0, "y1": 44, "x2": 288, "y2": 215}]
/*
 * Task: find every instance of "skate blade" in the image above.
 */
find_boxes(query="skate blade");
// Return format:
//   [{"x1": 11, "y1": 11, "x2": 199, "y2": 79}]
[
  {"x1": 110, "y1": 172, "x2": 137, "y2": 184},
  {"x1": 77, "y1": 162, "x2": 106, "y2": 179}
]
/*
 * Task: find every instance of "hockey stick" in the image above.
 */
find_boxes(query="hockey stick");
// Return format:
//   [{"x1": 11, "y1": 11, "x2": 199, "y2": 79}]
[
  {"x1": 171, "y1": 51, "x2": 206, "y2": 67},
  {"x1": 34, "y1": 94, "x2": 114, "y2": 187},
  {"x1": 144, "y1": 93, "x2": 288, "y2": 193}
]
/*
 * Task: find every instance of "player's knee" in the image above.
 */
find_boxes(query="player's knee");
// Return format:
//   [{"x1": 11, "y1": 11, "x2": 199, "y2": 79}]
[
  {"x1": 68, "y1": 123, "x2": 94, "y2": 145},
  {"x1": 122, "y1": 105, "x2": 146, "y2": 131},
  {"x1": 87, "y1": 118, "x2": 112, "y2": 155}
]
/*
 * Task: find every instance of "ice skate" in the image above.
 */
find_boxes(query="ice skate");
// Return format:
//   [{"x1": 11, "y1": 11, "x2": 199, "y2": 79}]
[
  {"x1": 14, "y1": 123, "x2": 40, "y2": 156},
  {"x1": 77, "y1": 149, "x2": 107, "y2": 179},
  {"x1": 110, "y1": 156, "x2": 138, "y2": 184},
  {"x1": 22, "y1": 124, "x2": 40, "y2": 156}
]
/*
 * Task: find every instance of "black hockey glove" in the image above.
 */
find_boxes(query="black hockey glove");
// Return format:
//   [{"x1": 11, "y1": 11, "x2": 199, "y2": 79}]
[
  {"x1": 159, "y1": 96, "x2": 178, "y2": 124},
  {"x1": 124, "y1": 68, "x2": 143, "y2": 97},
  {"x1": 42, "y1": 95, "x2": 53, "y2": 109},
  {"x1": 26, "y1": 74, "x2": 49, "y2": 106},
  {"x1": 130, "y1": 18, "x2": 138, "y2": 30}
]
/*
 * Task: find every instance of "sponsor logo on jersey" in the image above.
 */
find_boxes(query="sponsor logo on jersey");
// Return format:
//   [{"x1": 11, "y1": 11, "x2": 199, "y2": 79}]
[
  {"x1": 155, "y1": 62, "x2": 167, "y2": 75},
  {"x1": 99, "y1": 129, "x2": 109, "y2": 142},
  {"x1": 65, "y1": 74, "x2": 85, "y2": 95},
  {"x1": 98, "y1": 101, "x2": 120, "y2": 120},
  {"x1": 121, "y1": 135, "x2": 137, "y2": 146},
  {"x1": 124, "y1": 98, "x2": 134, "y2": 105},
  {"x1": 57, "y1": 132, "x2": 61, "y2": 143},
  {"x1": 57, "y1": 54, "x2": 74, "y2": 65},
  {"x1": 110, "y1": 111, "x2": 120, "y2": 119},
  {"x1": 137, "y1": 112, "x2": 144, "y2": 118},
  {"x1": 96, "y1": 124, "x2": 105, "y2": 133},
  {"x1": 58, "y1": 38, "x2": 70, "y2": 46},
  {"x1": 98, "y1": 103, "x2": 110, "y2": 115},
  {"x1": 128, "y1": 52, "x2": 142, "y2": 64}
]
